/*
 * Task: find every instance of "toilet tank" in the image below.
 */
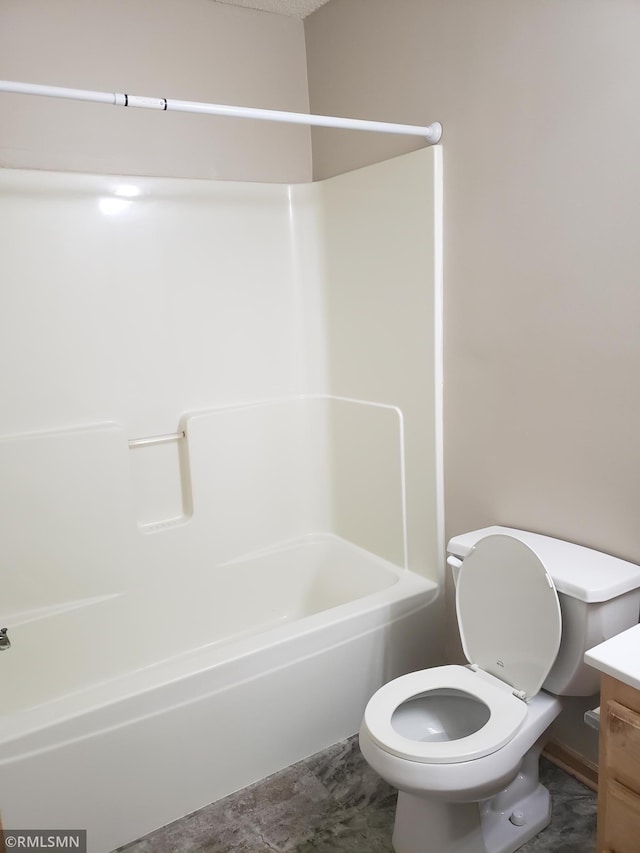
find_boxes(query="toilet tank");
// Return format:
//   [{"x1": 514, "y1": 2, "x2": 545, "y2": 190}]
[{"x1": 447, "y1": 526, "x2": 640, "y2": 697}]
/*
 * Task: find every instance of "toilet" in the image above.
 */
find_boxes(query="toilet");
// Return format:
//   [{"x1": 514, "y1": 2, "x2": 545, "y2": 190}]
[{"x1": 359, "y1": 526, "x2": 640, "y2": 853}]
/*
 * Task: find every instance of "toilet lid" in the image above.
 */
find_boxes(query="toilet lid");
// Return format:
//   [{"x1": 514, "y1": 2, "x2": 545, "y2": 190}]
[{"x1": 456, "y1": 534, "x2": 562, "y2": 700}]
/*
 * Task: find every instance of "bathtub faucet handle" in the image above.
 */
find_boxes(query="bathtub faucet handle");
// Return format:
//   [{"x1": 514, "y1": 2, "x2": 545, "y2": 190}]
[{"x1": 0, "y1": 627, "x2": 10, "y2": 650}]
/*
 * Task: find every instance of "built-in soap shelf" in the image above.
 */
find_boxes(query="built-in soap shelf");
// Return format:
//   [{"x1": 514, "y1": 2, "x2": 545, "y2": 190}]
[{"x1": 128, "y1": 429, "x2": 193, "y2": 533}]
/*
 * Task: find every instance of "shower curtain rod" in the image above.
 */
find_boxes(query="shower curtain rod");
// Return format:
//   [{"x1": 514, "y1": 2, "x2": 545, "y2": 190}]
[{"x1": 0, "y1": 79, "x2": 442, "y2": 143}]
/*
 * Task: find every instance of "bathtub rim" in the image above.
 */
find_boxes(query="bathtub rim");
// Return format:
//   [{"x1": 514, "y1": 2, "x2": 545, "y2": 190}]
[{"x1": 0, "y1": 557, "x2": 438, "y2": 758}]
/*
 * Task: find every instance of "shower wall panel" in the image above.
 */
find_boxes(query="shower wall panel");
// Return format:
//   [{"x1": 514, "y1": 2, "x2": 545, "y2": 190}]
[
  {"x1": 0, "y1": 147, "x2": 441, "y2": 607},
  {"x1": 313, "y1": 148, "x2": 443, "y2": 582},
  {"x1": 0, "y1": 169, "x2": 314, "y2": 439}
]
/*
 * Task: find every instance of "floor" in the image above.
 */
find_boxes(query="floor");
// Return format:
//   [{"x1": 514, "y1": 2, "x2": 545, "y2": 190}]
[{"x1": 118, "y1": 736, "x2": 597, "y2": 852}]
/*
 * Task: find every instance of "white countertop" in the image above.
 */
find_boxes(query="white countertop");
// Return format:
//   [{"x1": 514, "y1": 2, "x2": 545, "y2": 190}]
[{"x1": 584, "y1": 623, "x2": 640, "y2": 692}]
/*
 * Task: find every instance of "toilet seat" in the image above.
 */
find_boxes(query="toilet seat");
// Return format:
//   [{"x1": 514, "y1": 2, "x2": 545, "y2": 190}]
[
  {"x1": 363, "y1": 534, "x2": 563, "y2": 767},
  {"x1": 363, "y1": 665, "x2": 528, "y2": 765}
]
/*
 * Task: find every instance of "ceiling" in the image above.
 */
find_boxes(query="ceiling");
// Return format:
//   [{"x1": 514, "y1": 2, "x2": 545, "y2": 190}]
[{"x1": 213, "y1": 0, "x2": 332, "y2": 18}]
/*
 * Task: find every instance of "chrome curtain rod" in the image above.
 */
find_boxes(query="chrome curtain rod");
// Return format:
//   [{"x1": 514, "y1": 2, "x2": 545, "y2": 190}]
[{"x1": 0, "y1": 79, "x2": 442, "y2": 143}]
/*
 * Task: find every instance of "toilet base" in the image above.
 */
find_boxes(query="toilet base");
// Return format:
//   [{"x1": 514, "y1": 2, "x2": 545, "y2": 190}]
[
  {"x1": 392, "y1": 783, "x2": 551, "y2": 853},
  {"x1": 391, "y1": 743, "x2": 552, "y2": 853},
  {"x1": 393, "y1": 792, "x2": 485, "y2": 853},
  {"x1": 480, "y1": 782, "x2": 550, "y2": 853},
  {"x1": 479, "y1": 738, "x2": 552, "y2": 853}
]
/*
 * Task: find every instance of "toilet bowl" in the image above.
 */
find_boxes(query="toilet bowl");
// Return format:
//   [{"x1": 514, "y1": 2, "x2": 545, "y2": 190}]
[
  {"x1": 360, "y1": 665, "x2": 563, "y2": 798},
  {"x1": 359, "y1": 527, "x2": 640, "y2": 853},
  {"x1": 364, "y1": 666, "x2": 527, "y2": 764}
]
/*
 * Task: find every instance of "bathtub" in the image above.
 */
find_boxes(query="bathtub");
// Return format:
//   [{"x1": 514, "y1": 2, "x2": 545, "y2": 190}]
[{"x1": 0, "y1": 534, "x2": 439, "y2": 852}]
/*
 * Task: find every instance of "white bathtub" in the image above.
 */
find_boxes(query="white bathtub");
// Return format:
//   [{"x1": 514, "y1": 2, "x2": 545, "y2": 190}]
[{"x1": 0, "y1": 535, "x2": 439, "y2": 852}]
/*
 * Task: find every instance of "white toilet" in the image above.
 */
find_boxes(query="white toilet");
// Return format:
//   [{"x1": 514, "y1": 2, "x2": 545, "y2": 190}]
[{"x1": 359, "y1": 526, "x2": 640, "y2": 853}]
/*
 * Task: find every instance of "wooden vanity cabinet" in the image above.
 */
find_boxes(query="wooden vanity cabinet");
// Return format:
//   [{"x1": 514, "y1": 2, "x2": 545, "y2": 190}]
[{"x1": 598, "y1": 673, "x2": 640, "y2": 853}]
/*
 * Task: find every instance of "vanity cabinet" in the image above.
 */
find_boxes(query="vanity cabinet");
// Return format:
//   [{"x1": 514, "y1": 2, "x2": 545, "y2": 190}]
[{"x1": 598, "y1": 673, "x2": 640, "y2": 853}]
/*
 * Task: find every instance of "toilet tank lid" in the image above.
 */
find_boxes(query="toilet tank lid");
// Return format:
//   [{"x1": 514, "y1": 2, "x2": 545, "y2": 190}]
[{"x1": 447, "y1": 526, "x2": 640, "y2": 604}]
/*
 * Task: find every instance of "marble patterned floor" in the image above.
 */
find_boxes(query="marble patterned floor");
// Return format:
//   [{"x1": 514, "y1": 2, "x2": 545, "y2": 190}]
[{"x1": 118, "y1": 737, "x2": 597, "y2": 852}]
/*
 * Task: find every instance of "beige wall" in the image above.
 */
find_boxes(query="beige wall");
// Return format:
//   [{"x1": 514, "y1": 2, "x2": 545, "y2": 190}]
[
  {"x1": 305, "y1": 0, "x2": 640, "y2": 763},
  {"x1": 0, "y1": 0, "x2": 311, "y2": 182},
  {"x1": 306, "y1": 0, "x2": 640, "y2": 564}
]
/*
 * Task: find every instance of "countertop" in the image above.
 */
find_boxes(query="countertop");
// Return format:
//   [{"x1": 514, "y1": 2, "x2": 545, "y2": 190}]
[{"x1": 584, "y1": 623, "x2": 640, "y2": 692}]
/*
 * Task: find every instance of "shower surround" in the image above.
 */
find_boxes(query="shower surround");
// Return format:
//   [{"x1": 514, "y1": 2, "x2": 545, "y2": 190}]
[{"x1": 0, "y1": 148, "x2": 442, "y2": 851}]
